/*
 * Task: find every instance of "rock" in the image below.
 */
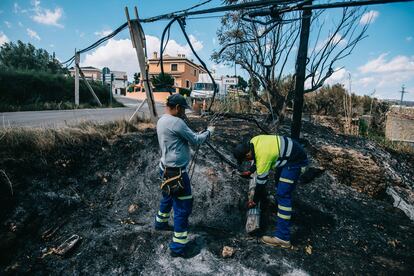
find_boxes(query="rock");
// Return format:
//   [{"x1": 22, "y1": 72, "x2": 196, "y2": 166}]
[
  {"x1": 222, "y1": 246, "x2": 235, "y2": 258},
  {"x1": 305, "y1": 245, "x2": 312, "y2": 255},
  {"x1": 313, "y1": 145, "x2": 387, "y2": 197},
  {"x1": 95, "y1": 171, "x2": 112, "y2": 184},
  {"x1": 386, "y1": 186, "x2": 414, "y2": 221},
  {"x1": 128, "y1": 204, "x2": 139, "y2": 214}
]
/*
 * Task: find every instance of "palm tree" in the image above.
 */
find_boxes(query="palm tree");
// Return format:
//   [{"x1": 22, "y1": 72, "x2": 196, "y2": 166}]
[{"x1": 151, "y1": 73, "x2": 175, "y2": 93}]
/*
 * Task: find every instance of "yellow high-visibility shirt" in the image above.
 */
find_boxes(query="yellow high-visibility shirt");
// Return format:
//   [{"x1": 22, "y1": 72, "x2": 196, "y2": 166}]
[{"x1": 250, "y1": 135, "x2": 281, "y2": 175}]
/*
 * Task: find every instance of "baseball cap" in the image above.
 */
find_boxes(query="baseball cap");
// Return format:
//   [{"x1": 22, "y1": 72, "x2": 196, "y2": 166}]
[
  {"x1": 167, "y1": 94, "x2": 190, "y2": 109},
  {"x1": 232, "y1": 142, "x2": 251, "y2": 165}
]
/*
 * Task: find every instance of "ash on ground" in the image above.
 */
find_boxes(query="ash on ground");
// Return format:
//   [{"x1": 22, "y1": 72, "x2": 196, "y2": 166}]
[{"x1": 0, "y1": 117, "x2": 413, "y2": 275}]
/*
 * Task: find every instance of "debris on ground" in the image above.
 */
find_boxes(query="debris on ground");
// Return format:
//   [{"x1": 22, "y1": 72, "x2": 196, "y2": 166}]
[
  {"x1": 0, "y1": 117, "x2": 413, "y2": 274},
  {"x1": 305, "y1": 245, "x2": 312, "y2": 255},
  {"x1": 128, "y1": 204, "x2": 139, "y2": 214},
  {"x1": 222, "y1": 246, "x2": 236, "y2": 258}
]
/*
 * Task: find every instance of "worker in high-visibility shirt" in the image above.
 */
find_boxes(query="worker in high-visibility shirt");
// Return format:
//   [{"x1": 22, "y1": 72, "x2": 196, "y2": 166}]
[{"x1": 233, "y1": 135, "x2": 308, "y2": 248}]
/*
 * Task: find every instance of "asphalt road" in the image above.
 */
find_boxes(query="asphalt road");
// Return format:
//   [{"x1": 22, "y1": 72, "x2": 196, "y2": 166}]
[{"x1": 0, "y1": 96, "x2": 165, "y2": 128}]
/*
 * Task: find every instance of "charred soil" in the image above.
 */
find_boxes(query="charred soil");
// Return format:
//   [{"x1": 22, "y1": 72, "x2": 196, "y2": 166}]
[{"x1": 0, "y1": 118, "x2": 413, "y2": 275}]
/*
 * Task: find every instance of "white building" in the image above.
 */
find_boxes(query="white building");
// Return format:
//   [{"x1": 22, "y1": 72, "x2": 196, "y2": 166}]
[{"x1": 102, "y1": 69, "x2": 128, "y2": 95}]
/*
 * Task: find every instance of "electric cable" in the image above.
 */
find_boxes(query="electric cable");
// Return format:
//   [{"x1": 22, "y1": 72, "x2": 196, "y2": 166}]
[
  {"x1": 60, "y1": 22, "x2": 128, "y2": 65},
  {"x1": 176, "y1": 17, "x2": 218, "y2": 112}
]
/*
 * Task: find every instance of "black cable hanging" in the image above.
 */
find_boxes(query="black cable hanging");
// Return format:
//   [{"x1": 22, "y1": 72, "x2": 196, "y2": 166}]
[
  {"x1": 159, "y1": 18, "x2": 178, "y2": 77},
  {"x1": 176, "y1": 17, "x2": 218, "y2": 112},
  {"x1": 60, "y1": 22, "x2": 128, "y2": 65}
]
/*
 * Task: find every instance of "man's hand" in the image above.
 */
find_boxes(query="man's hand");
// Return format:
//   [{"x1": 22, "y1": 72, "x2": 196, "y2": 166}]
[{"x1": 207, "y1": 126, "x2": 215, "y2": 137}]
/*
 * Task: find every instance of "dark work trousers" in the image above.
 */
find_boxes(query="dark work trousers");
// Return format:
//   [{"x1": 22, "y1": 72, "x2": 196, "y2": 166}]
[
  {"x1": 155, "y1": 167, "x2": 193, "y2": 254},
  {"x1": 274, "y1": 160, "x2": 308, "y2": 241}
]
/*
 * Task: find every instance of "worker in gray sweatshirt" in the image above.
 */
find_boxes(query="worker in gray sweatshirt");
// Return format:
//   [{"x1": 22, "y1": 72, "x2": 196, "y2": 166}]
[{"x1": 155, "y1": 94, "x2": 214, "y2": 258}]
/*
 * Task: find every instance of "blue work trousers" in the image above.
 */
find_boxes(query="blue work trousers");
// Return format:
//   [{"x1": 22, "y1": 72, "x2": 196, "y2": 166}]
[
  {"x1": 274, "y1": 160, "x2": 308, "y2": 241},
  {"x1": 155, "y1": 167, "x2": 193, "y2": 254}
]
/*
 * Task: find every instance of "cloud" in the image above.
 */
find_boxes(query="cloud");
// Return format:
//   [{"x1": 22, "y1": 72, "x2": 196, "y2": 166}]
[
  {"x1": 357, "y1": 77, "x2": 376, "y2": 87},
  {"x1": 358, "y1": 53, "x2": 414, "y2": 74},
  {"x1": 18, "y1": 21, "x2": 23, "y2": 27},
  {"x1": 0, "y1": 32, "x2": 9, "y2": 45},
  {"x1": 31, "y1": 0, "x2": 64, "y2": 28},
  {"x1": 4, "y1": 21, "x2": 12, "y2": 28},
  {"x1": 14, "y1": 3, "x2": 27, "y2": 14},
  {"x1": 406, "y1": 36, "x2": 413, "y2": 42},
  {"x1": 314, "y1": 34, "x2": 347, "y2": 52},
  {"x1": 189, "y1": 35, "x2": 203, "y2": 51},
  {"x1": 355, "y1": 53, "x2": 414, "y2": 97},
  {"x1": 360, "y1": 10, "x2": 379, "y2": 25},
  {"x1": 94, "y1": 29, "x2": 113, "y2": 38},
  {"x1": 27, "y1": 28, "x2": 40, "y2": 40},
  {"x1": 324, "y1": 68, "x2": 349, "y2": 86},
  {"x1": 82, "y1": 35, "x2": 204, "y2": 80}
]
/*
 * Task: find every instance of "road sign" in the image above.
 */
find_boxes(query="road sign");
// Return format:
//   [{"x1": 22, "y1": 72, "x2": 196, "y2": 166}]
[{"x1": 223, "y1": 77, "x2": 238, "y2": 85}]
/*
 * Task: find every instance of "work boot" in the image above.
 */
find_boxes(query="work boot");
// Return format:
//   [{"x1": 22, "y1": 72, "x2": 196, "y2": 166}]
[
  {"x1": 154, "y1": 224, "x2": 173, "y2": 231},
  {"x1": 169, "y1": 240, "x2": 200, "y2": 259},
  {"x1": 261, "y1": 236, "x2": 291, "y2": 248}
]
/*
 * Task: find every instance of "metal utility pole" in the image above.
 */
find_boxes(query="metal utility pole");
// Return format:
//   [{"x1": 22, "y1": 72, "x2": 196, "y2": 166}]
[
  {"x1": 125, "y1": 6, "x2": 158, "y2": 122},
  {"x1": 74, "y1": 50, "x2": 80, "y2": 106},
  {"x1": 291, "y1": 1, "x2": 312, "y2": 139},
  {"x1": 400, "y1": 84, "x2": 407, "y2": 107}
]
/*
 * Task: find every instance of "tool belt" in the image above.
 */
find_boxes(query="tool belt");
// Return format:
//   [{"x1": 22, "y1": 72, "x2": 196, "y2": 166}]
[{"x1": 160, "y1": 167, "x2": 185, "y2": 196}]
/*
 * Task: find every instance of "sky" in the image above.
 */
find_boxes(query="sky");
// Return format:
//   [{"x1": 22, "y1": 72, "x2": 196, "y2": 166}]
[{"x1": 0, "y1": 0, "x2": 413, "y2": 101}]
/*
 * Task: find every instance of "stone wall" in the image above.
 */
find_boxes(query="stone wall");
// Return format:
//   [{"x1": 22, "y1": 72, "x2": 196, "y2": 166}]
[{"x1": 385, "y1": 106, "x2": 414, "y2": 143}]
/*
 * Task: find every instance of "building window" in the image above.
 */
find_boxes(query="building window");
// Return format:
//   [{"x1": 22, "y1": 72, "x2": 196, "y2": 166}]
[
  {"x1": 171, "y1": 64, "x2": 178, "y2": 71},
  {"x1": 186, "y1": 80, "x2": 190, "y2": 88},
  {"x1": 194, "y1": 69, "x2": 196, "y2": 76}
]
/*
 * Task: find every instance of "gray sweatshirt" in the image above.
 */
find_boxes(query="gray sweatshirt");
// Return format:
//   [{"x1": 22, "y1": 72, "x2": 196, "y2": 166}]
[{"x1": 157, "y1": 114, "x2": 210, "y2": 168}]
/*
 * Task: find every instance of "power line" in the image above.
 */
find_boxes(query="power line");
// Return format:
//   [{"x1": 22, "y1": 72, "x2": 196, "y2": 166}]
[
  {"x1": 139, "y1": 0, "x2": 413, "y2": 23},
  {"x1": 61, "y1": 0, "x2": 413, "y2": 65},
  {"x1": 60, "y1": 22, "x2": 128, "y2": 65}
]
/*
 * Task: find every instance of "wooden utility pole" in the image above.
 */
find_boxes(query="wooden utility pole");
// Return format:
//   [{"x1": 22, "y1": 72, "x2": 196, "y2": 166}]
[
  {"x1": 291, "y1": 1, "x2": 312, "y2": 139},
  {"x1": 125, "y1": 6, "x2": 158, "y2": 122},
  {"x1": 74, "y1": 50, "x2": 80, "y2": 106},
  {"x1": 76, "y1": 64, "x2": 103, "y2": 107}
]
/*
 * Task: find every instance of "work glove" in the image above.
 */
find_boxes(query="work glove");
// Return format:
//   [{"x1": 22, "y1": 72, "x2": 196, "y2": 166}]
[
  {"x1": 247, "y1": 200, "x2": 256, "y2": 209},
  {"x1": 207, "y1": 126, "x2": 215, "y2": 137},
  {"x1": 240, "y1": 171, "x2": 252, "y2": 179},
  {"x1": 253, "y1": 184, "x2": 266, "y2": 205}
]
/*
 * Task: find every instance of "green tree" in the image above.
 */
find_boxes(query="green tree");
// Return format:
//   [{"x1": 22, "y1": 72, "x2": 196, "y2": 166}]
[
  {"x1": 248, "y1": 76, "x2": 260, "y2": 95},
  {"x1": 0, "y1": 40, "x2": 66, "y2": 74},
  {"x1": 133, "y1": 72, "x2": 140, "y2": 84},
  {"x1": 151, "y1": 73, "x2": 175, "y2": 92},
  {"x1": 226, "y1": 75, "x2": 248, "y2": 91}
]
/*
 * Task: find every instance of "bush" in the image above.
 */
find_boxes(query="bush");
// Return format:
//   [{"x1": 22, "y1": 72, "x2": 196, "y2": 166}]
[
  {"x1": 179, "y1": 88, "x2": 191, "y2": 97},
  {"x1": 0, "y1": 69, "x2": 116, "y2": 111}
]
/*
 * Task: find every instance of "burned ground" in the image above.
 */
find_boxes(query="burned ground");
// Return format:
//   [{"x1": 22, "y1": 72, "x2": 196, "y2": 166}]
[{"x1": 0, "y1": 117, "x2": 413, "y2": 275}]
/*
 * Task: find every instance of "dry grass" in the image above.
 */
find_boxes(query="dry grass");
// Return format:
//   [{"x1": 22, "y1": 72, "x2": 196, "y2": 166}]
[
  {"x1": 0, "y1": 118, "x2": 155, "y2": 153},
  {"x1": 210, "y1": 96, "x2": 254, "y2": 114}
]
